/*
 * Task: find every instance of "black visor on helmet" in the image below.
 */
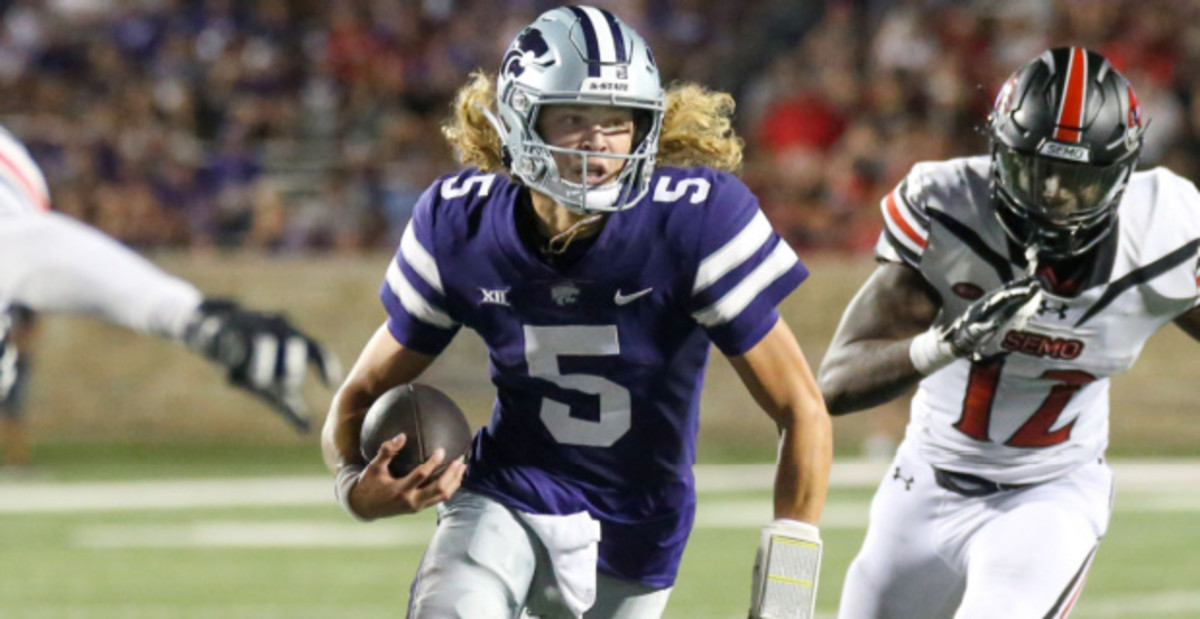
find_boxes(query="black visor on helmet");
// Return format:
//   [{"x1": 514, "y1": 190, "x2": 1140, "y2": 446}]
[{"x1": 994, "y1": 142, "x2": 1131, "y2": 227}]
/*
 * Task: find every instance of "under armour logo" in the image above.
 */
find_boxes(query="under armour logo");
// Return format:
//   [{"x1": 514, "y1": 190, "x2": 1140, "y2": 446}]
[
  {"x1": 893, "y1": 467, "x2": 914, "y2": 491},
  {"x1": 480, "y1": 288, "x2": 510, "y2": 306},
  {"x1": 1037, "y1": 299, "x2": 1069, "y2": 320}
]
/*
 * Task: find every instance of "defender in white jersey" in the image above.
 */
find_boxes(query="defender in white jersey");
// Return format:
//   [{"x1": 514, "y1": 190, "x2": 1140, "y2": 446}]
[
  {"x1": 0, "y1": 126, "x2": 339, "y2": 432},
  {"x1": 820, "y1": 48, "x2": 1200, "y2": 618}
]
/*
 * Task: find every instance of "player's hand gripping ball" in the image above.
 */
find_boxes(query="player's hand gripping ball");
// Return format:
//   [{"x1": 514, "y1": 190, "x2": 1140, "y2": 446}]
[{"x1": 359, "y1": 383, "x2": 472, "y2": 480}]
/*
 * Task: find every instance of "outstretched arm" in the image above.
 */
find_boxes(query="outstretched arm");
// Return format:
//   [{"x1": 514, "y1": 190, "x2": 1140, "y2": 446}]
[
  {"x1": 321, "y1": 323, "x2": 464, "y2": 520},
  {"x1": 0, "y1": 211, "x2": 202, "y2": 337},
  {"x1": 0, "y1": 212, "x2": 340, "y2": 431},
  {"x1": 817, "y1": 262, "x2": 941, "y2": 415}
]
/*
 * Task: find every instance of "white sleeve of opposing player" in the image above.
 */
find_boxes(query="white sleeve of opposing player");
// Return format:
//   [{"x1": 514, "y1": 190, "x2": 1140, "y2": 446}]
[{"x1": 0, "y1": 212, "x2": 202, "y2": 338}]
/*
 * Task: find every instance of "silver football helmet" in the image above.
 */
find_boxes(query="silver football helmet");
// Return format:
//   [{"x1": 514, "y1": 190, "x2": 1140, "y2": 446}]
[{"x1": 484, "y1": 5, "x2": 664, "y2": 214}]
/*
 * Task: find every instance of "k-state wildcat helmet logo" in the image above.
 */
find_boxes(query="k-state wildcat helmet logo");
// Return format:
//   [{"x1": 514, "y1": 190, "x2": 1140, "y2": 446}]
[{"x1": 502, "y1": 28, "x2": 555, "y2": 78}]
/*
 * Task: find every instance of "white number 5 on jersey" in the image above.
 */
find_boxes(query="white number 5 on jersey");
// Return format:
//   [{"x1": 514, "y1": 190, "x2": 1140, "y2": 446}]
[
  {"x1": 524, "y1": 325, "x2": 631, "y2": 447},
  {"x1": 653, "y1": 177, "x2": 711, "y2": 204}
]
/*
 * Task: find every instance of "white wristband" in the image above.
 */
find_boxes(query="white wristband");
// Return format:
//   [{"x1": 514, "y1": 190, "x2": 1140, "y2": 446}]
[
  {"x1": 909, "y1": 328, "x2": 957, "y2": 376},
  {"x1": 770, "y1": 518, "x2": 821, "y2": 541},
  {"x1": 334, "y1": 463, "x2": 371, "y2": 522}
]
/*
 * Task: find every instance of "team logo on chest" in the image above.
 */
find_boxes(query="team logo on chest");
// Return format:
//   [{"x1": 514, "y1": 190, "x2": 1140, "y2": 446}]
[
  {"x1": 551, "y1": 283, "x2": 580, "y2": 306},
  {"x1": 480, "y1": 287, "x2": 511, "y2": 306}
]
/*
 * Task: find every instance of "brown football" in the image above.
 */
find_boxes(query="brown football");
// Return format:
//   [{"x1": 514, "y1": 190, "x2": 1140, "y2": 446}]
[{"x1": 359, "y1": 383, "x2": 472, "y2": 479}]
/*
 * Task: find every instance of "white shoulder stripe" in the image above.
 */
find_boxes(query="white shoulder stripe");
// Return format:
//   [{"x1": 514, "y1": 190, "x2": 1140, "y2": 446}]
[
  {"x1": 385, "y1": 260, "x2": 457, "y2": 329},
  {"x1": 399, "y1": 222, "x2": 444, "y2": 293},
  {"x1": 693, "y1": 210, "x2": 773, "y2": 294},
  {"x1": 693, "y1": 242, "x2": 798, "y2": 328}
]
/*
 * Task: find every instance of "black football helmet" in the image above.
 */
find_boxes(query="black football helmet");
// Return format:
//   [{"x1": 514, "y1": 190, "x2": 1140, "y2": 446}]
[{"x1": 988, "y1": 47, "x2": 1145, "y2": 260}]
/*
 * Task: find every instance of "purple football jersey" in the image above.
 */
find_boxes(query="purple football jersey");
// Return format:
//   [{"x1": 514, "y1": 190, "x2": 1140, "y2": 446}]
[{"x1": 380, "y1": 167, "x2": 808, "y2": 587}]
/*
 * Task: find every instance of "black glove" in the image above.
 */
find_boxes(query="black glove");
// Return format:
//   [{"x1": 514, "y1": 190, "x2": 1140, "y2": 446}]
[
  {"x1": 184, "y1": 299, "x2": 341, "y2": 433},
  {"x1": 942, "y1": 278, "x2": 1041, "y2": 358},
  {"x1": 0, "y1": 310, "x2": 17, "y2": 404}
]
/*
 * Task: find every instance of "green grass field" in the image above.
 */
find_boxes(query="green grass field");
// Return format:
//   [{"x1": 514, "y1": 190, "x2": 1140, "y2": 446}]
[{"x1": 2, "y1": 448, "x2": 1198, "y2": 618}]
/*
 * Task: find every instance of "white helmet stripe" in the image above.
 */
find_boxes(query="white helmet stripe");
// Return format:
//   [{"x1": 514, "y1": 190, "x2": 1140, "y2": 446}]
[{"x1": 579, "y1": 6, "x2": 620, "y2": 64}]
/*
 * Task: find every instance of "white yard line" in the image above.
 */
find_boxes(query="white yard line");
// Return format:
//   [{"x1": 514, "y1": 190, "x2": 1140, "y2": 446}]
[
  {"x1": 0, "y1": 459, "x2": 1196, "y2": 514},
  {"x1": 1072, "y1": 591, "x2": 1200, "y2": 618},
  {"x1": 74, "y1": 520, "x2": 433, "y2": 548}
]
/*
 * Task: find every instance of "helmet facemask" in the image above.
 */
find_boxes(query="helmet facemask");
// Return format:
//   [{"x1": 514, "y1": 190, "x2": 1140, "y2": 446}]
[
  {"x1": 992, "y1": 140, "x2": 1135, "y2": 259},
  {"x1": 483, "y1": 6, "x2": 665, "y2": 215}
]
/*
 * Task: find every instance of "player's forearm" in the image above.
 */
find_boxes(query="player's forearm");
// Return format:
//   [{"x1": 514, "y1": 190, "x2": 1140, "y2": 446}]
[
  {"x1": 0, "y1": 213, "x2": 202, "y2": 338},
  {"x1": 322, "y1": 328, "x2": 436, "y2": 472},
  {"x1": 817, "y1": 337, "x2": 924, "y2": 415},
  {"x1": 321, "y1": 382, "x2": 374, "y2": 472},
  {"x1": 773, "y1": 399, "x2": 832, "y2": 524}
]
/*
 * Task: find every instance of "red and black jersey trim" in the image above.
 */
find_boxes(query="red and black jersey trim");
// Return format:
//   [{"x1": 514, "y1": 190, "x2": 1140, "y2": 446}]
[{"x1": 1075, "y1": 239, "x2": 1200, "y2": 327}]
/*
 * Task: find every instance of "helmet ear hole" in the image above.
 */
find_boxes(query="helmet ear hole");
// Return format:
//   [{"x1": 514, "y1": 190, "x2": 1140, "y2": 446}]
[{"x1": 632, "y1": 109, "x2": 654, "y2": 149}]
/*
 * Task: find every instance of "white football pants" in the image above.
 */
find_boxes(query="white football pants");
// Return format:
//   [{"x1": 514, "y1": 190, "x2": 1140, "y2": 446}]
[
  {"x1": 838, "y1": 441, "x2": 1112, "y2": 619},
  {"x1": 407, "y1": 489, "x2": 672, "y2": 618}
]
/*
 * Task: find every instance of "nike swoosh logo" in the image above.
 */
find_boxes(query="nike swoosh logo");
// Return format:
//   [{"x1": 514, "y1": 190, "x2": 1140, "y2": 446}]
[{"x1": 614, "y1": 287, "x2": 653, "y2": 306}]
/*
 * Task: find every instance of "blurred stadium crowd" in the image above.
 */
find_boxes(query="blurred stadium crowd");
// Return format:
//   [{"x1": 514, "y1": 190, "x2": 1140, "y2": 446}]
[{"x1": 2, "y1": 0, "x2": 1197, "y2": 254}]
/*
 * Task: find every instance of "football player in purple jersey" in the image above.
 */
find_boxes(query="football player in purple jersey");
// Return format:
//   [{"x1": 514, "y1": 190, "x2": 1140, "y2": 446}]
[
  {"x1": 820, "y1": 48, "x2": 1200, "y2": 618},
  {"x1": 322, "y1": 5, "x2": 831, "y2": 618},
  {"x1": 0, "y1": 124, "x2": 340, "y2": 433}
]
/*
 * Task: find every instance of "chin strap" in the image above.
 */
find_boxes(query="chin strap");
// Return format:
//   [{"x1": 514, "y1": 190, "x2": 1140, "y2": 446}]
[{"x1": 545, "y1": 213, "x2": 604, "y2": 255}]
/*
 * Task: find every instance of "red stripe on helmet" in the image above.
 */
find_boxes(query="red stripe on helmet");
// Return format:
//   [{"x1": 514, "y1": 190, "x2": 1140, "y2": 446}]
[
  {"x1": 1127, "y1": 84, "x2": 1142, "y2": 128},
  {"x1": 1053, "y1": 48, "x2": 1088, "y2": 143}
]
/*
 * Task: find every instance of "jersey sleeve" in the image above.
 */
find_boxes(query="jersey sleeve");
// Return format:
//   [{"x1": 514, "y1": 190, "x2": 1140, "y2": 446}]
[
  {"x1": 686, "y1": 172, "x2": 808, "y2": 356},
  {"x1": 0, "y1": 126, "x2": 51, "y2": 216},
  {"x1": 875, "y1": 170, "x2": 931, "y2": 267},
  {"x1": 379, "y1": 180, "x2": 462, "y2": 355}
]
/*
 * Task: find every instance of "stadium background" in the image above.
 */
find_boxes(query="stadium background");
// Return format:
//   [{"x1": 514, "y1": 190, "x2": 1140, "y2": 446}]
[
  {"x1": 2, "y1": 1, "x2": 1199, "y2": 617},
  {"x1": 10, "y1": 0, "x2": 1198, "y2": 454}
]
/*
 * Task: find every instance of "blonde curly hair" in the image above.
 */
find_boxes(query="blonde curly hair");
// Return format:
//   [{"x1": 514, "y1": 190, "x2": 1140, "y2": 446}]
[{"x1": 441, "y1": 71, "x2": 744, "y2": 174}]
